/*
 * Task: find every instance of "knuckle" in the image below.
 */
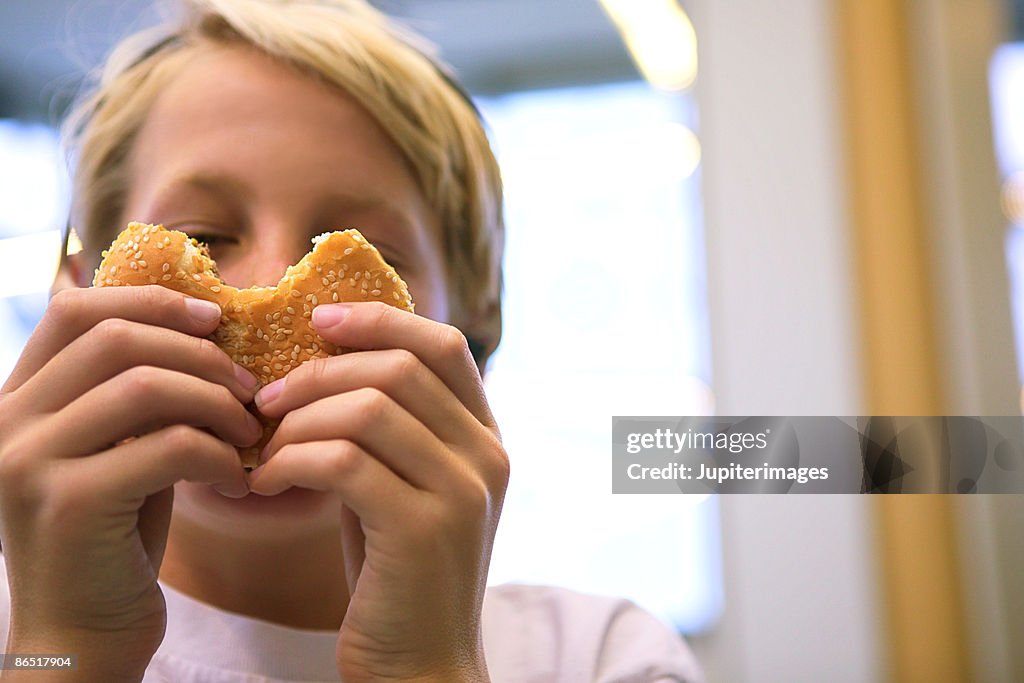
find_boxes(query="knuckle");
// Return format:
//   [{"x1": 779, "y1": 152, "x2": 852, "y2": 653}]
[
  {"x1": 158, "y1": 424, "x2": 207, "y2": 454},
  {"x1": 459, "y1": 475, "x2": 494, "y2": 517},
  {"x1": 489, "y1": 442, "x2": 511, "y2": 488},
  {"x1": 91, "y1": 317, "x2": 135, "y2": 348},
  {"x1": 305, "y1": 355, "x2": 333, "y2": 386},
  {"x1": 438, "y1": 325, "x2": 470, "y2": 362},
  {"x1": 325, "y1": 440, "x2": 361, "y2": 480},
  {"x1": 0, "y1": 433, "x2": 41, "y2": 493},
  {"x1": 44, "y1": 288, "x2": 83, "y2": 326},
  {"x1": 353, "y1": 388, "x2": 390, "y2": 426},
  {"x1": 195, "y1": 336, "x2": 229, "y2": 369},
  {"x1": 369, "y1": 301, "x2": 391, "y2": 327},
  {"x1": 214, "y1": 382, "x2": 237, "y2": 407},
  {"x1": 137, "y1": 283, "x2": 173, "y2": 311},
  {"x1": 118, "y1": 365, "x2": 163, "y2": 401},
  {"x1": 384, "y1": 349, "x2": 420, "y2": 387}
]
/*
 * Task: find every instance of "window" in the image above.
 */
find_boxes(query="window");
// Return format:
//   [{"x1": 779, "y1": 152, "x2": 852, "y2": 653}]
[
  {"x1": 0, "y1": 120, "x2": 67, "y2": 383},
  {"x1": 990, "y1": 45, "x2": 1024, "y2": 398},
  {"x1": 477, "y1": 81, "x2": 722, "y2": 633}
]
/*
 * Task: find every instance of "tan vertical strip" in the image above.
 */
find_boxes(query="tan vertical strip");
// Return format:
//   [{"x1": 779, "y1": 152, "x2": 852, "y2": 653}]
[
  {"x1": 838, "y1": 0, "x2": 943, "y2": 415},
  {"x1": 836, "y1": 1, "x2": 969, "y2": 682}
]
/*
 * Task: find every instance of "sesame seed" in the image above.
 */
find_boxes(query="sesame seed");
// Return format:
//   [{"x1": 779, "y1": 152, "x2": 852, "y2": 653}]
[
  {"x1": 361, "y1": 290, "x2": 368, "y2": 298},
  {"x1": 393, "y1": 292, "x2": 400, "y2": 301},
  {"x1": 149, "y1": 275, "x2": 158, "y2": 284},
  {"x1": 322, "y1": 277, "x2": 330, "y2": 287},
  {"x1": 353, "y1": 272, "x2": 361, "y2": 280},
  {"x1": 311, "y1": 343, "x2": 319, "y2": 353},
  {"x1": 273, "y1": 363, "x2": 282, "y2": 371},
  {"x1": 304, "y1": 334, "x2": 314, "y2": 342},
  {"x1": 211, "y1": 285, "x2": 221, "y2": 293},
  {"x1": 361, "y1": 243, "x2": 370, "y2": 250},
  {"x1": 371, "y1": 289, "x2": 381, "y2": 297},
  {"x1": 262, "y1": 366, "x2": 271, "y2": 374},
  {"x1": 294, "y1": 345, "x2": 301, "y2": 354},
  {"x1": 129, "y1": 262, "x2": 139, "y2": 271},
  {"x1": 162, "y1": 274, "x2": 172, "y2": 281},
  {"x1": 286, "y1": 306, "x2": 295, "y2": 315},
  {"x1": 292, "y1": 290, "x2": 302, "y2": 298},
  {"x1": 134, "y1": 251, "x2": 143, "y2": 259},
  {"x1": 344, "y1": 248, "x2": 354, "y2": 255},
  {"x1": 138, "y1": 260, "x2": 147, "y2": 268},
  {"x1": 104, "y1": 277, "x2": 113, "y2": 285},
  {"x1": 332, "y1": 292, "x2": 339, "y2": 302},
  {"x1": 142, "y1": 235, "x2": 150, "y2": 242},
  {"x1": 234, "y1": 304, "x2": 243, "y2": 313},
  {"x1": 265, "y1": 314, "x2": 273, "y2": 323},
  {"x1": 110, "y1": 265, "x2": 117, "y2": 275},
  {"x1": 361, "y1": 280, "x2": 369, "y2": 290},
  {"x1": 375, "y1": 279, "x2": 382, "y2": 289},
  {"x1": 162, "y1": 263, "x2": 170, "y2": 273},
  {"x1": 273, "y1": 312, "x2": 281, "y2": 320},
  {"x1": 113, "y1": 279, "x2": 122, "y2": 286},
  {"x1": 156, "y1": 242, "x2": 165, "y2": 249},
  {"x1": 311, "y1": 295, "x2": 318, "y2": 306},
  {"x1": 349, "y1": 279, "x2": 356, "y2": 287}
]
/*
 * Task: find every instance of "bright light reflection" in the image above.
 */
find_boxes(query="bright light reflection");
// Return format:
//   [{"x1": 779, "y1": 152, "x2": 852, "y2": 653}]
[{"x1": 477, "y1": 81, "x2": 720, "y2": 633}]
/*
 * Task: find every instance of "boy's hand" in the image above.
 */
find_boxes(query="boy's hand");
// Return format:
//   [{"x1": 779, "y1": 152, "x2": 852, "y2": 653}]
[
  {"x1": 0, "y1": 286, "x2": 256, "y2": 680},
  {"x1": 249, "y1": 302, "x2": 507, "y2": 683}
]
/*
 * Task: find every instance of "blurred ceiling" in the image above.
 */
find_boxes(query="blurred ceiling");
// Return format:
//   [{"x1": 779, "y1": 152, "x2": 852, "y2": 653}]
[{"x1": 0, "y1": 0, "x2": 637, "y2": 123}]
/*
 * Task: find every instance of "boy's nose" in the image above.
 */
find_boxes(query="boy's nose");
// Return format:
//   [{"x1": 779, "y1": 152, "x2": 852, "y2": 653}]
[
  {"x1": 224, "y1": 228, "x2": 310, "y2": 289},
  {"x1": 242, "y1": 253, "x2": 301, "y2": 288}
]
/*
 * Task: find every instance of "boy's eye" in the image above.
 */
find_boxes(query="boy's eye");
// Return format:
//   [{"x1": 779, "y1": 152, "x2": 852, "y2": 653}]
[{"x1": 188, "y1": 233, "x2": 237, "y2": 248}]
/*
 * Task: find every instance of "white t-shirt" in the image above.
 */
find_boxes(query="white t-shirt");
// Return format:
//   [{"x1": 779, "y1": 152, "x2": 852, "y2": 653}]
[{"x1": 0, "y1": 553, "x2": 703, "y2": 682}]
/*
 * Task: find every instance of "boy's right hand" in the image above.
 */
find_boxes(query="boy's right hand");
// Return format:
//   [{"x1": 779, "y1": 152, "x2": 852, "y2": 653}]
[{"x1": 0, "y1": 285, "x2": 257, "y2": 679}]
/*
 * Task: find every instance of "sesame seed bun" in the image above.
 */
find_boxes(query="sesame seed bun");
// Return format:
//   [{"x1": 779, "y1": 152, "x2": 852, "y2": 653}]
[{"x1": 93, "y1": 222, "x2": 415, "y2": 467}]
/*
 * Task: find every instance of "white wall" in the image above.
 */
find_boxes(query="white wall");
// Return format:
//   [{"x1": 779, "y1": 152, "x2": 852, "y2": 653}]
[{"x1": 686, "y1": 0, "x2": 882, "y2": 681}]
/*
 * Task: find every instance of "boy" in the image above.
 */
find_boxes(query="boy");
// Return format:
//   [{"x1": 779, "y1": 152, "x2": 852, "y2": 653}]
[{"x1": 0, "y1": 1, "x2": 703, "y2": 680}]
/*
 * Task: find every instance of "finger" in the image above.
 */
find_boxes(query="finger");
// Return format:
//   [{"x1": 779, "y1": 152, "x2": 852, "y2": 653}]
[
  {"x1": 65, "y1": 425, "x2": 249, "y2": 500},
  {"x1": 17, "y1": 318, "x2": 258, "y2": 413},
  {"x1": 263, "y1": 388, "x2": 453, "y2": 490},
  {"x1": 255, "y1": 349, "x2": 480, "y2": 446},
  {"x1": 4, "y1": 286, "x2": 223, "y2": 393},
  {"x1": 50, "y1": 366, "x2": 262, "y2": 457},
  {"x1": 248, "y1": 439, "x2": 416, "y2": 529},
  {"x1": 309, "y1": 303, "x2": 495, "y2": 428}
]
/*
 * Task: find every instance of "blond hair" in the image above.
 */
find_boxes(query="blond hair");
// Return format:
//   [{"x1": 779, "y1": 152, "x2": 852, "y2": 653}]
[{"x1": 63, "y1": 0, "x2": 504, "y2": 361}]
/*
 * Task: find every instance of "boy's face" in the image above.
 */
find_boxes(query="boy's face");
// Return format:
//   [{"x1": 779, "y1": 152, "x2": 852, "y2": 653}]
[{"x1": 112, "y1": 44, "x2": 450, "y2": 537}]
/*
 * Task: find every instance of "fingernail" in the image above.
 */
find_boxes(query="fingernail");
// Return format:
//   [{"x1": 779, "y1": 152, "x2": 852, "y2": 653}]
[
  {"x1": 185, "y1": 297, "x2": 221, "y2": 323},
  {"x1": 312, "y1": 304, "x2": 350, "y2": 329},
  {"x1": 213, "y1": 480, "x2": 248, "y2": 499},
  {"x1": 234, "y1": 364, "x2": 260, "y2": 394},
  {"x1": 255, "y1": 377, "x2": 285, "y2": 409}
]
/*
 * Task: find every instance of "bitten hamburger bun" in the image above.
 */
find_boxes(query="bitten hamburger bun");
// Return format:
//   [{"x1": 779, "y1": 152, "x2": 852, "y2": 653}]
[{"x1": 93, "y1": 222, "x2": 415, "y2": 467}]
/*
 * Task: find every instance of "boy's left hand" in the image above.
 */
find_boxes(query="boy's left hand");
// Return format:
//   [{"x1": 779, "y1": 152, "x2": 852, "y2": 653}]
[{"x1": 248, "y1": 302, "x2": 507, "y2": 683}]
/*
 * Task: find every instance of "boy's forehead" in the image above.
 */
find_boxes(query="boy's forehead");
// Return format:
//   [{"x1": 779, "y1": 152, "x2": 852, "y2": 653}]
[{"x1": 122, "y1": 43, "x2": 441, "y2": 243}]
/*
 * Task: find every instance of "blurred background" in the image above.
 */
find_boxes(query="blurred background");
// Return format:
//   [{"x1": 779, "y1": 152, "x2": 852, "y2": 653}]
[{"x1": 2, "y1": 1, "x2": 1024, "y2": 681}]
